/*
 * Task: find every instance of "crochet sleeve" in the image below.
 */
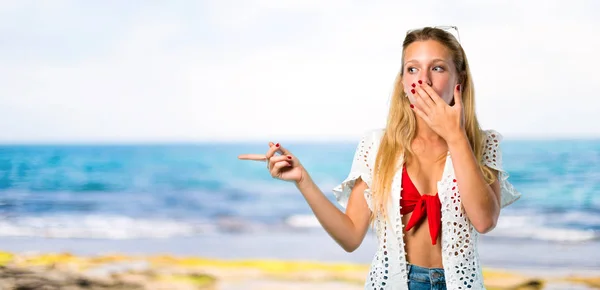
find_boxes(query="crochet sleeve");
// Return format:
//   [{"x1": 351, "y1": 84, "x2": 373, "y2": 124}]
[
  {"x1": 331, "y1": 130, "x2": 380, "y2": 211},
  {"x1": 482, "y1": 129, "x2": 522, "y2": 208}
]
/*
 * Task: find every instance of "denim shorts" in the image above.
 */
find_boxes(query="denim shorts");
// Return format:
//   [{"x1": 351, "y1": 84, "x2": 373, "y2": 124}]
[{"x1": 407, "y1": 263, "x2": 446, "y2": 290}]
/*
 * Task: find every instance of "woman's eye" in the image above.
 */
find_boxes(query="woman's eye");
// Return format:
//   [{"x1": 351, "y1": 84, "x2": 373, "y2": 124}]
[
  {"x1": 407, "y1": 67, "x2": 417, "y2": 73},
  {"x1": 433, "y1": 66, "x2": 445, "y2": 72}
]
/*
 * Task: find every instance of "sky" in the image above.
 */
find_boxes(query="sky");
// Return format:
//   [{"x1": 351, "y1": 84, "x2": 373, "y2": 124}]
[{"x1": 0, "y1": 0, "x2": 599, "y2": 143}]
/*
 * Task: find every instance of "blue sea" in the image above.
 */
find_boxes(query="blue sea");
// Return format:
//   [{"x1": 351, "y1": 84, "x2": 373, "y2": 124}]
[{"x1": 1, "y1": 139, "x2": 599, "y2": 246}]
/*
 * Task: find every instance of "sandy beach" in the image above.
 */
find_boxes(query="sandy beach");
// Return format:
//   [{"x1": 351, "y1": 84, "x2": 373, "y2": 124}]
[
  {"x1": 1, "y1": 251, "x2": 599, "y2": 289},
  {"x1": 1, "y1": 233, "x2": 599, "y2": 289}
]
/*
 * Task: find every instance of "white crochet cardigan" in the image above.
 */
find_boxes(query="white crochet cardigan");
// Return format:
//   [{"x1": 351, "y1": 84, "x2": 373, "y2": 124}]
[{"x1": 332, "y1": 129, "x2": 521, "y2": 290}]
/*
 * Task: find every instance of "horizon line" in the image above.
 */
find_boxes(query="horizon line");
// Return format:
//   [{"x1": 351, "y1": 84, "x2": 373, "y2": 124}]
[{"x1": 1, "y1": 135, "x2": 600, "y2": 146}]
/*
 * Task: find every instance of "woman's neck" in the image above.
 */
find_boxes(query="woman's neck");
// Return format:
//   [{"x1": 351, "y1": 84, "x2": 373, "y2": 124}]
[
  {"x1": 414, "y1": 116, "x2": 445, "y2": 143},
  {"x1": 410, "y1": 117, "x2": 449, "y2": 162}
]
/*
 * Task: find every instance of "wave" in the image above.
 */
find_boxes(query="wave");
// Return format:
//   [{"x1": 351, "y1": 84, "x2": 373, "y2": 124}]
[
  {"x1": 484, "y1": 214, "x2": 599, "y2": 242},
  {"x1": 0, "y1": 214, "x2": 283, "y2": 239},
  {"x1": 1, "y1": 211, "x2": 598, "y2": 243},
  {"x1": 284, "y1": 214, "x2": 600, "y2": 243},
  {"x1": 0, "y1": 215, "x2": 212, "y2": 239},
  {"x1": 486, "y1": 226, "x2": 598, "y2": 242}
]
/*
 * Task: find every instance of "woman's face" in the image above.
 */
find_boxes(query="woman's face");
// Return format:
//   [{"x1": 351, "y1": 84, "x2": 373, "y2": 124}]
[{"x1": 402, "y1": 40, "x2": 460, "y2": 106}]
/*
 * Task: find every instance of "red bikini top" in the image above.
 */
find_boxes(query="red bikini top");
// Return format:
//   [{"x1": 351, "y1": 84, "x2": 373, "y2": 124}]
[{"x1": 400, "y1": 166, "x2": 442, "y2": 245}]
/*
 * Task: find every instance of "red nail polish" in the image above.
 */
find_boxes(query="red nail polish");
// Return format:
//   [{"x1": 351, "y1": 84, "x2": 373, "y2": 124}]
[
  {"x1": 287, "y1": 155, "x2": 292, "y2": 159},
  {"x1": 456, "y1": 84, "x2": 461, "y2": 91},
  {"x1": 418, "y1": 80, "x2": 423, "y2": 84},
  {"x1": 410, "y1": 104, "x2": 414, "y2": 108},
  {"x1": 275, "y1": 143, "x2": 280, "y2": 147},
  {"x1": 411, "y1": 89, "x2": 415, "y2": 94},
  {"x1": 411, "y1": 83, "x2": 416, "y2": 88}
]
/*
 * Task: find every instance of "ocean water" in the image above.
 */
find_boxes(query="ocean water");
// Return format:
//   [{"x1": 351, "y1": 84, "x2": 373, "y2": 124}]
[{"x1": 0, "y1": 139, "x2": 599, "y2": 244}]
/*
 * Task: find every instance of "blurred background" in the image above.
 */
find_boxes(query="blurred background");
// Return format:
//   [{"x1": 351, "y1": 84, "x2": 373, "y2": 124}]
[{"x1": 0, "y1": 0, "x2": 599, "y2": 289}]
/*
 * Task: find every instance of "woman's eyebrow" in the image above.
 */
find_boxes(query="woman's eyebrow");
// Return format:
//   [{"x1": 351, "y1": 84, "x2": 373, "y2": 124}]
[{"x1": 404, "y1": 58, "x2": 448, "y2": 66}]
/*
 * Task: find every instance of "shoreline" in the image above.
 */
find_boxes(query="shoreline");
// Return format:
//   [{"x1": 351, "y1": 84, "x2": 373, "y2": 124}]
[{"x1": 1, "y1": 232, "x2": 598, "y2": 268}]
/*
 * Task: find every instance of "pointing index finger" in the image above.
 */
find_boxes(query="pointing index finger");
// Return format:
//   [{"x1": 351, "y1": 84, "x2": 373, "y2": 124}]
[{"x1": 238, "y1": 154, "x2": 267, "y2": 161}]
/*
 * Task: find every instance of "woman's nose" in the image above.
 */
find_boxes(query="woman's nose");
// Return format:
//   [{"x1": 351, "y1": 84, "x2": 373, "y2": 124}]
[{"x1": 418, "y1": 72, "x2": 432, "y2": 86}]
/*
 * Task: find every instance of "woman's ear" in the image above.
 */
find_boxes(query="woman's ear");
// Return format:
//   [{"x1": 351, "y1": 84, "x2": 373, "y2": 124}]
[{"x1": 451, "y1": 73, "x2": 465, "y2": 106}]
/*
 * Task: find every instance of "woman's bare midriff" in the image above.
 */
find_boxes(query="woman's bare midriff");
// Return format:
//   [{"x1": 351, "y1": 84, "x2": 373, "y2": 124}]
[{"x1": 402, "y1": 212, "x2": 443, "y2": 268}]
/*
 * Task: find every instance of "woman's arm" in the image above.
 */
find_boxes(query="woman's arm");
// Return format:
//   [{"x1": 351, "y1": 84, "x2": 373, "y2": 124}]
[
  {"x1": 240, "y1": 139, "x2": 374, "y2": 252},
  {"x1": 447, "y1": 132, "x2": 501, "y2": 234},
  {"x1": 410, "y1": 83, "x2": 503, "y2": 233},
  {"x1": 295, "y1": 171, "x2": 372, "y2": 252}
]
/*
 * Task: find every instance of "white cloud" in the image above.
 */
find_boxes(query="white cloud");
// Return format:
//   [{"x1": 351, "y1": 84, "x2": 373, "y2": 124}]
[{"x1": 0, "y1": 1, "x2": 598, "y2": 143}]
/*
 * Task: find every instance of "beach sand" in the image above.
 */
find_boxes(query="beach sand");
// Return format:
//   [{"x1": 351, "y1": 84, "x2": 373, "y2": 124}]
[
  {"x1": 1, "y1": 251, "x2": 599, "y2": 289},
  {"x1": 1, "y1": 232, "x2": 598, "y2": 289}
]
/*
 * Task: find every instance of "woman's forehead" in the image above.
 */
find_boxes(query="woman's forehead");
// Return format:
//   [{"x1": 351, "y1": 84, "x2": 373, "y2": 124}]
[{"x1": 404, "y1": 40, "x2": 452, "y2": 63}]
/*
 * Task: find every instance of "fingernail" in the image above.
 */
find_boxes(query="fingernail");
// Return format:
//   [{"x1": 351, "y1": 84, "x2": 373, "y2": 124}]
[
  {"x1": 411, "y1": 89, "x2": 415, "y2": 94},
  {"x1": 275, "y1": 143, "x2": 280, "y2": 147},
  {"x1": 287, "y1": 155, "x2": 292, "y2": 159},
  {"x1": 411, "y1": 83, "x2": 416, "y2": 88},
  {"x1": 418, "y1": 80, "x2": 423, "y2": 84},
  {"x1": 456, "y1": 84, "x2": 461, "y2": 91},
  {"x1": 410, "y1": 104, "x2": 414, "y2": 109}
]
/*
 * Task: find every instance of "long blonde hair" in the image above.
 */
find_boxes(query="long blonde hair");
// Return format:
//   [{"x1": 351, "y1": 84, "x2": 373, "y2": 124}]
[{"x1": 370, "y1": 27, "x2": 496, "y2": 220}]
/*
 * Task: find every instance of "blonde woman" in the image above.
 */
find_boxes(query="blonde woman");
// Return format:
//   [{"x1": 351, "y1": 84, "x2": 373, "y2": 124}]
[{"x1": 239, "y1": 26, "x2": 521, "y2": 290}]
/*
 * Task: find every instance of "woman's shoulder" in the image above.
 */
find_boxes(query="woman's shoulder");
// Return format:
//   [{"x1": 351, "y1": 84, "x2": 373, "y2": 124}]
[
  {"x1": 349, "y1": 128, "x2": 385, "y2": 165},
  {"x1": 358, "y1": 128, "x2": 385, "y2": 143},
  {"x1": 478, "y1": 128, "x2": 522, "y2": 207},
  {"x1": 480, "y1": 128, "x2": 504, "y2": 142},
  {"x1": 479, "y1": 129, "x2": 505, "y2": 157}
]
